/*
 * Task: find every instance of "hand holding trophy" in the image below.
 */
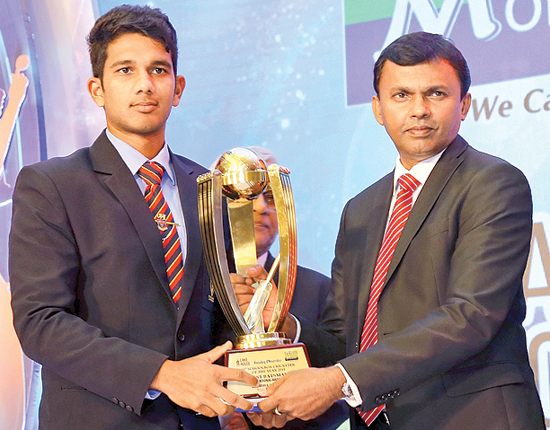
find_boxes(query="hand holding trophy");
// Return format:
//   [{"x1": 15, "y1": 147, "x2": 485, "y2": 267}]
[{"x1": 197, "y1": 148, "x2": 309, "y2": 410}]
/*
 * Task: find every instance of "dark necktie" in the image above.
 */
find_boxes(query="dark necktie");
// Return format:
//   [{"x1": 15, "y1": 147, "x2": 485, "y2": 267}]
[
  {"x1": 138, "y1": 161, "x2": 184, "y2": 303},
  {"x1": 358, "y1": 173, "x2": 420, "y2": 425}
]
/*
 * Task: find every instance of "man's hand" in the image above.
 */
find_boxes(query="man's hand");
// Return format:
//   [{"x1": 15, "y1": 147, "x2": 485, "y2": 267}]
[
  {"x1": 150, "y1": 341, "x2": 258, "y2": 417},
  {"x1": 246, "y1": 410, "x2": 291, "y2": 428},
  {"x1": 230, "y1": 265, "x2": 277, "y2": 330},
  {"x1": 248, "y1": 366, "x2": 345, "y2": 426},
  {"x1": 231, "y1": 266, "x2": 298, "y2": 337}
]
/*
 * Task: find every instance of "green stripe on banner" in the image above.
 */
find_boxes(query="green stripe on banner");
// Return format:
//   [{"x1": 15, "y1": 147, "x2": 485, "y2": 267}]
[
  {"x1": 344, "y1": 0, "x2": 395, "y2": 25},
  {"x1": 344, "y1": 0, "x2": 461, "y2": 26}
]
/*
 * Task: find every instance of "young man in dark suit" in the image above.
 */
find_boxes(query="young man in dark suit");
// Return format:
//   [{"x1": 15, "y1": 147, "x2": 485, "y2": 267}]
[
  {"x1": 234, "y1": 32, "x2": 545, "y2": 429},
  {"x1": 9, "y1": 5, "x2": 256, "y2": 429}
]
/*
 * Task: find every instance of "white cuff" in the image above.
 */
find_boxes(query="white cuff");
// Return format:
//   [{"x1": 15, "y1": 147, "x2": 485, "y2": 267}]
[
  {"x1": 146, "y1": 389, "x2": 162, "y2": 400},
  {"x1": 335, "y1": 363, "x2": 362, "y2": 407},
  {"x1": 289, "y1": 313, "x2": 301, "y2": 343}
]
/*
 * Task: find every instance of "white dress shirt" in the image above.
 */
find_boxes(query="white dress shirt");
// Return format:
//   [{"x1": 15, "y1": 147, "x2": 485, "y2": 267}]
[{"x1": 106, "y1": 129, "x2": 187, "y2": 262}]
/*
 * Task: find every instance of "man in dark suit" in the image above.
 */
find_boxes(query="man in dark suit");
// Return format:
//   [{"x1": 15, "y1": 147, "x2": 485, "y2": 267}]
[
  {"x1": 236, "y1": 32, "x2": 545, "y2": 429},
  {"x1": 9, "y1": 5, "x2": 256, "y2": 430},
  {"x1": 219, "y1": 148, "x2": 348, "y2": 430}
]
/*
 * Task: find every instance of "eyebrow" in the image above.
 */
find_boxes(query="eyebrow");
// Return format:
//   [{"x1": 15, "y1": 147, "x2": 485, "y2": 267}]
[
  {"x1": 390, "y1": 85, "x2": 449, "y2": 94},
  {"x1": 423, "y1": 85, "x2": 448, "y2": 93},
  {"x1": 150, "y1": 60, "x2": 173, "y2": 71},
  {"x1": 108, "y1": 59, "x2": 173, "y2": 71},
  {"x1": 108, "y1": 59, "x2": 135, "y2": 70}
]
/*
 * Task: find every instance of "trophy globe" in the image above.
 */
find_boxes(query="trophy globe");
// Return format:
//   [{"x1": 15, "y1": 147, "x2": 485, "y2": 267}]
[{"x1": 214, "y1": 147, "x2": 269, "y2": 201}]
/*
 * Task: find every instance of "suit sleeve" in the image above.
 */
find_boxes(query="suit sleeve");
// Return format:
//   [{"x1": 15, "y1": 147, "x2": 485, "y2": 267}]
[
  {"x1": 338, "y1": 160, "x2": 533, "y2": 411},
  {"x1": 9, "y1": 165, "x2": 168, "y2": 415}
]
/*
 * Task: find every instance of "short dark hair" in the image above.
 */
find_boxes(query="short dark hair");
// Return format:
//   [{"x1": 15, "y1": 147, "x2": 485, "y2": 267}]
[
  {"x1": 87, "y1": 4, "x2": 178, "y2": 80},
  {"x1": 373, "y1": 32, "x2": 471, "y2": 99}
]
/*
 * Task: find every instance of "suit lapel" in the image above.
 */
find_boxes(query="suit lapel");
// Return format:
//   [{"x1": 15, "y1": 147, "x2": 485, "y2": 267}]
[
  {"x1": 171, "y1": 153, "x2": 204, "y2": 322},
  {"x1": 265, "y1": 252, "x2": 276, "y2": 274},
  {"x1": 383, "y1": 136, "x2": 468, "y2": 287},
  {"x1": 90, "y1": 132, "x2": 171, "y2": 300}
]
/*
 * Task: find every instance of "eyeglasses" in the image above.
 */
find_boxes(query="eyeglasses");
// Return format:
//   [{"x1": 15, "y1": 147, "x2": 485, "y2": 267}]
[{"x1": 262, "y1": 189, "x2": 275, "y2": 207}]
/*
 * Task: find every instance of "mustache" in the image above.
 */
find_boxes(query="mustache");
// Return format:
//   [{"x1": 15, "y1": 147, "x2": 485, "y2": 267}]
[{"x1": 405, "y1": 123, "x2": 436, "y2": 131}]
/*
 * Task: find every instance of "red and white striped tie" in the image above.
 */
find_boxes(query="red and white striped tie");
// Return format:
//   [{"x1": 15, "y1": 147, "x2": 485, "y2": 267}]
[
  {"x1": 138, "y1": 161, "x2": 184, "y2": 303},
  {"x1": 358, "y1": 173, "x2": 420, "y2": 426}
]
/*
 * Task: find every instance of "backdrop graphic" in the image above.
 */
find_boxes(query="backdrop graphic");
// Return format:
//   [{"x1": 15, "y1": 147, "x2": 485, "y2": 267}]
[
  {"x1": 345, "y1": 0, "x2": 550, "y2": 105},
  {"x1": 1, "y1": 0, "x2": 549, "y2": 428},
  {"x1": 1, "y1": 2, "x2": 45, "y2": 428},
  {"x1": 0, "y1": 0, "x2": 102, "y2": 428}
]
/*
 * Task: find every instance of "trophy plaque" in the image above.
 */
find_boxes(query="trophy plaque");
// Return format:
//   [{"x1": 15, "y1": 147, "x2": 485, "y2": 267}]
[{"x1": 197, "y1": 148, "x2": 310, "y2": 401}]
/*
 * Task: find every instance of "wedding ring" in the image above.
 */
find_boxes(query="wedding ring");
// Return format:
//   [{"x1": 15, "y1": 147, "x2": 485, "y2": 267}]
[{"x1": 274, "y1": 407, "x2": 283, "y2": 416}]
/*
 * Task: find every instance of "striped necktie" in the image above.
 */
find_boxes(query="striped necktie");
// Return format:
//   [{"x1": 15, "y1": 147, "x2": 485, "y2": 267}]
[
  {"x1": 358, "y1": 173, "x2": 420, "y2": 425},
  {"x1": 138, "y1": 161, "x2": 184, "y2": 303}
]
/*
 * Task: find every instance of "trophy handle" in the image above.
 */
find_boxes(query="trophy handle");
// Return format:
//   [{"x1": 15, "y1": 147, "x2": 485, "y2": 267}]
[
  {"x1": 197, "y1": 171, "x2": 251, "y2": 336},
  {"x1": 266, "y1": 165, "x2": 298, "y2": 333}
]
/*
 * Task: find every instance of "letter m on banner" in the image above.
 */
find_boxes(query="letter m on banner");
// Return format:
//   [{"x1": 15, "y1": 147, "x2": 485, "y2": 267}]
[
  {"x1": 377, "y1": 0, "x2": 500, "y2": 59},
  {"x1": 344, "y1": 0, "x2": 504, "y2": 106}
]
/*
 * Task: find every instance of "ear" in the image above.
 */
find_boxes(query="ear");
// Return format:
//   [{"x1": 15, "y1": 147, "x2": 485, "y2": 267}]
[
  {"x1": 172, "y1": 75, "x2": 186, "y2": 107},
  {"x1": 460, "y1": 93, "x2": 472, "y2": 120},
  {"x1": 372, "y1": 95, "x2": 384, "y2": 126},
  {"x1": 87, "y1": 77, "x2": 105, "y2": 108}
]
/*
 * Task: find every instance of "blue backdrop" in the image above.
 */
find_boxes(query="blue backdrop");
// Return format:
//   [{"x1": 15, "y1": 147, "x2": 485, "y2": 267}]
[{"x1": 1, "y1": 1, "x2": 550, "y2": 428}]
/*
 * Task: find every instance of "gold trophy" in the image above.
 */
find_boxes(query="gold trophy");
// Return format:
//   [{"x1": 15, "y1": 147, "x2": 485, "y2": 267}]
[{"x1": 197, "y1": 148, "x2": 309, "y2": 403}]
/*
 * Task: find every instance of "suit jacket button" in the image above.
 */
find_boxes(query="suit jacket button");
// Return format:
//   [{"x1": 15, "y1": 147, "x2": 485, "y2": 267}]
[
  {"x1": 119, "y1": 401, "x2": 126, "y2": 409},
  {"x1": 375, "y1": 396, "x2": 384, "y2": 405},
  {"x1": 126, "y1": 405, "x2": 134, "y2": 412},
  {"x1": 177, "y1": 331, "x2": 185, "y2": 342},
  {"x1": 112, "y1": 397, "x2": 119, "y2": 405}
]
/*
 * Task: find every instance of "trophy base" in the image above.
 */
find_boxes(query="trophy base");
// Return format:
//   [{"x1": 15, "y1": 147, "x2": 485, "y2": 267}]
[{"x1": 225, "y1": 333, "x2": 310, "y2": 400}]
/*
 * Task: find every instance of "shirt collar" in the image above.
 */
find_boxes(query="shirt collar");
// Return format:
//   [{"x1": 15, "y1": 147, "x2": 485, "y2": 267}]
[
  {"x1": 393, "y1": 148, "x2": 446, "y2": 193},
  {"x1": 106, "y1": 129, "x2": 176, "y2": 185},
  {"x1": 257, "y1": 252, "x2": 269, "y2": 268}
]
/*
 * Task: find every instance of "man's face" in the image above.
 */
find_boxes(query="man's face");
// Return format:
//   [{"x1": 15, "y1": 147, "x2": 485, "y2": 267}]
[
  {"x1": 87, "y1": 33, "x2": 185, "y2": 152},
  {"x1": 372, "y1": 59, "x2": 471, "y2": 169},
  {"x1": 253, "y1": 190, "x2": 278, "y2": 257}
]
